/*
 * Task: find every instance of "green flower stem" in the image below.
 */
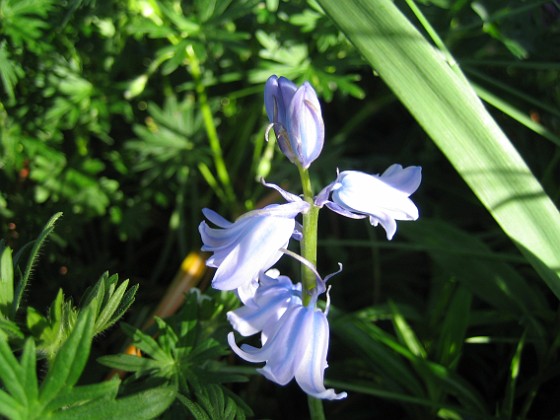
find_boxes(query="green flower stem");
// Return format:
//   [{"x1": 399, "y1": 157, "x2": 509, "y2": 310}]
[
  {"x1": 307, "y1": 393, "x2": 326, "y2": 420},
  {"x1": 185, "y1": 45, "x2": 236, "y2": 207},
  {"x1": 298, "y1": 166, "x2": 320, "y2": 306},
  {"x1": 297, "y1": 165, "x2": 325, "y2": 419}
]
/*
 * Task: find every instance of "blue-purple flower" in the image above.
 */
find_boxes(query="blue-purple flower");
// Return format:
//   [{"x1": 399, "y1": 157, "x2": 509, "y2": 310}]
[
  {"x1": 228, "y1": 276, "x2": 346, "y2": 400},
  {"x1": 199, "y1": 201, "x2": 309, "y2": 291},
  {"x1": 228, "y1": 269, "x2": 302, "y2": 342},
  {"x1": 264, "y1": 75, "x2": 324, "y2": 169},
  {"x1": 316, "y1": 164, "x2": 422, "y2": 240}
]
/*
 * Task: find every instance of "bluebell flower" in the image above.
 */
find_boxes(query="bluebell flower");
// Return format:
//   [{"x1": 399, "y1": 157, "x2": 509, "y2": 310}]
[
  {"x1": 199, "y1": 201, "x2": 309, "y2": 291},
  {"x1": 228, "y1": 280, "x2": 347, "y2": 400},
  {"x1": 228, "y1": 269, "x2": 302, "y2": 341},
  {"x1": 316, "y1": 164, "x2": 422, "y2": 240},
  {"x1": 264, "y1": 75, "x2": 324, "y2": 169}
]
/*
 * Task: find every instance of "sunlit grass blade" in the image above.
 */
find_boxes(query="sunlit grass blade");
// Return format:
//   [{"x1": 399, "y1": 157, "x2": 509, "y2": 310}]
[{"x1": 317, "y1": 0, "x2": 560, "y2": 297}]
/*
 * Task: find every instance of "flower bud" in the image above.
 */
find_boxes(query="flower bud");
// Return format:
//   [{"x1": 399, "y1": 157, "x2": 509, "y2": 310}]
[{"x1": 264, "y1": 75, "x2": 324, "y2": 169}]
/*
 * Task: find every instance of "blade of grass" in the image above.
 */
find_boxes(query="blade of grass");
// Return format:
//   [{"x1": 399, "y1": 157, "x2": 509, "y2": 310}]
[{"x1": 317, "y1": 0, "x2": 560, "y2": 297}]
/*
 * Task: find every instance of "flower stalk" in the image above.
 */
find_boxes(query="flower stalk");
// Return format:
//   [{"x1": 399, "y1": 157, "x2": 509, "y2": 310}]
[
  {"x1": 298, "y1": 165, "x2": 319, "y2": 306},
  {"x1": 186, "y1": 45, "x2": 236, "y2": 207}
]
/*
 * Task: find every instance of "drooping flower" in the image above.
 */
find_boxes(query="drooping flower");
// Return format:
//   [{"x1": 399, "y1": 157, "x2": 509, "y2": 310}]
[
  {"x1": 264, "y1": 75, "x2": 324, "y2": 169},
  {"x1": 228, "y1": 280, "x2": 346, "y2": 400},
  {"x1": 227, "y1": 269, "x2": 302, "y2": 342},
  {"x1": 316, "y1": 164, "x2": 422, "y2": 240},
  {"x1": 199, "y1": 201, "x2": 309, "y2": 291}
]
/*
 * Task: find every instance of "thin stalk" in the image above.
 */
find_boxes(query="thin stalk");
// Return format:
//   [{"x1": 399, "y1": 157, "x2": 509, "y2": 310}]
[
  {"x1": 297, "y1": 167, "x2": 324, "y2": 418},
  {"x1": 185, "y1": 45, "x2": 236, "y2": 207},
  {"x1": 298, "y1": 165, "x2": 319, "y2": 305},
  {"x1": 307, "y1": 394, "x2": 326, "y2": 420}
]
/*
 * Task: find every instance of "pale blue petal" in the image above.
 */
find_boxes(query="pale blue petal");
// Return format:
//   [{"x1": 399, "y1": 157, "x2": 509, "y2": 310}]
[
  {"x1": 228, "y1": 304, "x2": 301, "y2": 372},
  {"x1": 257, "y1": 305, "x2": 306, "y2": 385},
  {"x1": 261, "y1": 179, "x2": 305, "y2": 204},
  {"x1": 325, "y1": 202, "x2": 367, "y2": 220},
  {"x1": 264, "y1": 75, "x2": 296, "y2": 125},
  {"x1": 380, "y1": 164, "x2": 422, "y2": 195},
  {"x1": 211, "y1": 216, "x2": 294, "y2": 290},
  {"x1": 200, "y1": 203, "x2": 308, "y2": 291},
  {"x1": 294, "y1": 307, "x2": 347, "y2": 400},
  {"x1": 315, "y1": 181, "x2": 335, "y2": 207},
  {"x1": 201, "y1": 208, "x2": 233, "y2": 228},
  {"x1": 334, "y1": 170, "x2": 419, "y2": 220},
  {"x1": 227, "y1": 272, "x2": 301, "y2": 337},
  {"x1": 327, "y1": 168, "x2": 421, "y2": 239},
  {"x1": 235, "y1": 277, "x2": 259, "y2": 305},
  {"x1": 287, "y1": 82, "x2": 324, "y2": 169}
]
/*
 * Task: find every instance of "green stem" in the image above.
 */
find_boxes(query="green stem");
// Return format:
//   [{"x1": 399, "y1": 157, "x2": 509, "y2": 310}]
[
  {"x1": 297, "y1": 166, "x2": 324, "y2": 417},
  {"x1": 298, "y1": 166, "x2": 319, "y2": 306},
  {"x1": 307, "y1": 395, "x2": 326, "y2": 420},
  {"x1": 186, "y1": 45, "x2": 236, "y2": 206}
]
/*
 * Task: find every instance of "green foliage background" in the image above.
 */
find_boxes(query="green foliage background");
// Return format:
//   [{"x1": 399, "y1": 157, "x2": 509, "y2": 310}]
[{"x1": 1, "y1": 0, "x2": 559, "y2": 418}]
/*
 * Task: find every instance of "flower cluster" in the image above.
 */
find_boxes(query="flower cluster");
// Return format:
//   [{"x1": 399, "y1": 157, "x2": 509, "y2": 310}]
[{"x1": 199, "y1": 75, "x2": 422, "y2": 400}]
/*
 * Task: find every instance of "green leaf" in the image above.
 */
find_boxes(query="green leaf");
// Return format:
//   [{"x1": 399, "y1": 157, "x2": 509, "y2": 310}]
[
  {"x1": 390, "y1": 301, "x2": 427, "y2": 359},
  {"x1": 39, "y1": 306, "x2": 95, "y2": 406},
  {"x1": 316, "y1": 0, "x2": 560, "y2": 297},
  {"x1": 0, "y1": 317, "x2": 24, "y2": 340},
  {"x1": 96, "y1": 353, "x2": 162, "y2": 373},
  {"x1": 94, "y1": 278, "x2": 129, "y2": 332},
  {"x1": 0, "y1": 389, "x2": 22, "y2": 420},
  {"x1": 332, "y1": 313, "x2": 426, "y2": 397},
  {"x1": 13, "y1": 212, "x2": 63, "y2": 316},
  {"x1": 0, "y1": 41, "x2": 22, "y2": 102},
  {"x1": 120, "y1": 323, "x2": 172, "y2": 363},
  {"x1": 432, "y1": 284, "x2": 472, "y2": 368},
  {"x1": 400, "y1": 220, "x2": 547, "y2": 317},
  {"x1": 50, "y1": 386, "x2": 176, "y2": 420},
  {"x1": 47, "y1": 378, "x2": 120, "y2": 412},
  {"x1": 501, "y1": 330, "x2": 526, "y2": 418},
  {"x1": 20, "y1": 339, "x2": 39, "y2": 405},
  {"x1": 0, "y1": 339, "x2": 26, "y2": 405},
  {"x1": 0, "y1": 243, "x2": 14, "y2": 318},
  {"x1": 79, "y1": 272, "x2": 138, "y2": 335},
  {"x1": 178, "y1": 393, "x2": 212, "y2": 420}
]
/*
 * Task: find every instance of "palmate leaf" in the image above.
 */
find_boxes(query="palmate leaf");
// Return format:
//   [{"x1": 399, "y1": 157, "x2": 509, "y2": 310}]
[
  {"x1": 316, "y1": 0, "x2": 560, "y2": 297},
  {"x1": 0, "y1": 42, "x2": 23, "y2": 102},
  {"x1": 0, "y1": 0, "x2": 56, "y2": 48}
]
